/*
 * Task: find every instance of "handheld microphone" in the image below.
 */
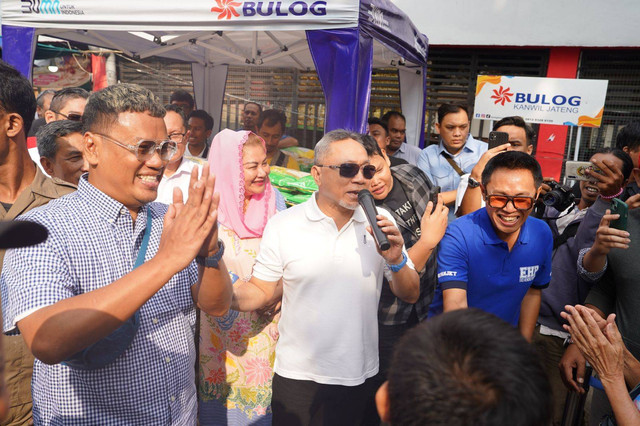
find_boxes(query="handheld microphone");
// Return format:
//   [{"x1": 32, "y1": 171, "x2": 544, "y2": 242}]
[{"x1": 358, "y1": 189, "x2": 391, "y2": 251}]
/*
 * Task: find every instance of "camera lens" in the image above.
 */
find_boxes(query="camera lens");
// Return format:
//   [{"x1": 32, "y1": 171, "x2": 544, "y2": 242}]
[{"x1": 543, "y1": 192, "x2": 559, "y2": 207}]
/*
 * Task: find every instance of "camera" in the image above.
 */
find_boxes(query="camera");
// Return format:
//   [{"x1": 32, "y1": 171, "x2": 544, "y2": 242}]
[{"x1": 543, "y1": 181, "x2": 575, "y2": 212}]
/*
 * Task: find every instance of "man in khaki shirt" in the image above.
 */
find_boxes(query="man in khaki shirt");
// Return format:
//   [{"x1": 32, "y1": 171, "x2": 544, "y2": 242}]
[{"x1": 0, "y1": 61, "x2": 75, "y2": 426}]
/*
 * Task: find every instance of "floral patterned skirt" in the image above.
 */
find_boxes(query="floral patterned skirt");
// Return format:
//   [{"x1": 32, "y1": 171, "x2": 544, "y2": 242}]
[{"x1": 199, "y1": 309, "x2": 279, "y2": 425}]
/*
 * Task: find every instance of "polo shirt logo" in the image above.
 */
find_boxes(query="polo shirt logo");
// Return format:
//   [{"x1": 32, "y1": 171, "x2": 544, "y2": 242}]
[
  {"x1": 519, "y1": 265, "x2": 540, "y2": 283},
  {"x1": 438, "y1": 271, "x2": 457, "y2": 278}
]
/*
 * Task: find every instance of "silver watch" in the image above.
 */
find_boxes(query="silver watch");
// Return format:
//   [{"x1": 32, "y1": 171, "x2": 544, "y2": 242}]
[{"x1": 468, "y1": 176, "x2": 481, "y2": 188}]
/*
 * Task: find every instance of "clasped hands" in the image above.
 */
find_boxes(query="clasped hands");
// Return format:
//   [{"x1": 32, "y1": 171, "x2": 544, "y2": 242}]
[{"x1": 157, "y1": 164, "x2": 220, "y2": 272}]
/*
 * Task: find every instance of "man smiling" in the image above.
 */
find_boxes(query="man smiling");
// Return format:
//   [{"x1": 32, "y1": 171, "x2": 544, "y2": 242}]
[
  {"x1": 428, "y1": 151, "x2": 553, "y2": 341},
  {"x1": 215, "y1": 130, "x2": 419, "y2": 425},
  {"x1": 1, "y1": 83, "x2": 232, "y2": 424}
]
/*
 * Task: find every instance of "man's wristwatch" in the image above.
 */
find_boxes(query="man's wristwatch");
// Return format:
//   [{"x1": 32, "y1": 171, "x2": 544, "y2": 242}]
[
  {"x1": 196, "y1": 240, "x2": 225, "y2": 268},
  {"x1": 387, "y1": 252, "x2": 408, "y2": 273},
  {"x1": 468, "y1": 176, "x2": 481, "y2": 188}
]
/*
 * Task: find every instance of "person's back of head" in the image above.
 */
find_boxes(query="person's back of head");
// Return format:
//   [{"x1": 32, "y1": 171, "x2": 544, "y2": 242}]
[
  {"x1": 615, "y1": 122, "x2": 640, "y2": 167},
  {"x1": 0, "y1": 60, "x2": 37, "y2": 138},
  {"x1": 379, "y1": 308, "x2": 552, "y2": 426}
]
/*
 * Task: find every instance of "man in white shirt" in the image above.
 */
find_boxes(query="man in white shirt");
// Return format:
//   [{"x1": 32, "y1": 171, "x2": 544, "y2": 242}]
[
  {"x1": 156, "y1": 105, "x2": 201, "y2": 204},
  {"x1": 213, "y1": 130, "x2": 420, "y2": 425}
]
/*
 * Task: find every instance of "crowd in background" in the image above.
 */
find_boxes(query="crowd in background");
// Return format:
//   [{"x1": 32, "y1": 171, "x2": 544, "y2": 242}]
[{"x1": 0, "y1": 57, "x2": 639, "y2": 426}]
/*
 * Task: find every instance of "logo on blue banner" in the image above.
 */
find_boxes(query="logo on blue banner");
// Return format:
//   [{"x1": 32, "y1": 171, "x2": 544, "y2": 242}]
[{"x1": 367, "y1": 4, "x2": 389, "y2": 30}]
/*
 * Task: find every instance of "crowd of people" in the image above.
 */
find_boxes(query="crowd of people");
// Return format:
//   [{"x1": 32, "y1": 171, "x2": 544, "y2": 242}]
[{"x1": 0, "y1": 58, "x2": 639, "y2": 426}]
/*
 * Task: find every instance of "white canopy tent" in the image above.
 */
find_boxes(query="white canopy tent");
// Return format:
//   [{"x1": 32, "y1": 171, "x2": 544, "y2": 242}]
[{"x1": 2, "y1": 0, "x2": 429, "y2": 145}]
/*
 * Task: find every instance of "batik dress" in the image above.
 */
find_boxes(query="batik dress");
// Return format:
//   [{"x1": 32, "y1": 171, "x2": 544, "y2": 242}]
[{"x1": 198, "y1": 225, "x2": 279, "y2": 425}]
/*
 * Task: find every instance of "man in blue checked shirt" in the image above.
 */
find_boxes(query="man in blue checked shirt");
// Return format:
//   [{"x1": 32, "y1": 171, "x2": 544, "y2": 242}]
[{"x1": 1, "y1": 83, "x2": 232, "y2": 425}]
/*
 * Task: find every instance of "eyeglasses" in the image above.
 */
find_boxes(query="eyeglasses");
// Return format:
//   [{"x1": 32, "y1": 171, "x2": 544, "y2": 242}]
[
  {"x1": 168, "y1": 132, "x2": 186, "y2": 143},
  {"x1": 316, "y1": 163, "x2": 377, "y2": 180},
  {"x1": 51, "y1": 110, "x2": 82, "y2": 121},
  {"x1": 96, "y1": 133, "x2": 177, "y2": 162},
  {"x1": 486, "y1": 194, "x2": 536, "y2": 211}
]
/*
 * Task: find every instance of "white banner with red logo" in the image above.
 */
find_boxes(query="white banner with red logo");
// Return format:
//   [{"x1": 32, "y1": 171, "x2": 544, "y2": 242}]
[
  {"x1": 473, "y1": 76, "x2": 608, "y2": 127},
  {"x1": 1, "y1": 0, "x2": 358, "y2": 30}
]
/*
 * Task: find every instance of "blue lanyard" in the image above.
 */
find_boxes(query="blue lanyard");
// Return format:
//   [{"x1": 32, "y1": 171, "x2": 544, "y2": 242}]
[{"x1": 134, "y1": 211, "x2": 152, "y2": 269}]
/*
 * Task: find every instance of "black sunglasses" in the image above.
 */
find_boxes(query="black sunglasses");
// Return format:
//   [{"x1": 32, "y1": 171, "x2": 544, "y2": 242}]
[
  {"x1": 51, "y1": 110, "x2": 82, "y2": 122},
  {"x1": 316, "y1": 163, "x2": 377, "y2": 179}
]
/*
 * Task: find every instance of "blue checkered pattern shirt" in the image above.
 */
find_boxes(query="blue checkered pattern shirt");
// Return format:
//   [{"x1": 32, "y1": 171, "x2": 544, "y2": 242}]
[{"x1": 1, "y1": 176, "x2": 199, "y2": 425}]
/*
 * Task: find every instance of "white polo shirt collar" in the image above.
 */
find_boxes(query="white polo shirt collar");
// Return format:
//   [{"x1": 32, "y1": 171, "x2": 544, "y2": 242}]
[{"x1": 304, "y1": 192, "x2": 368, "y2": 224}]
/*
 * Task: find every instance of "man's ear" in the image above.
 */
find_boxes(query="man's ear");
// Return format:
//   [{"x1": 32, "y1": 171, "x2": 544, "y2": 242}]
[
  {"x1": 535, "y1": 185, "x2": 543, "y2": 200},
  {"x1": 526, "y1": 143, "x2": 534, "y2": 155},
  {"x1": 5, "y1": 113, "x2": 24, "y2": 139},
  {"x1": 44, "y1": 110, "x2": 56, "y2": 124},
  {"x1": 435, "y1": 122, "x2": 441, "y2": 135},
  {"x1": 84, "y1": 132, "x2": 99, "y2": 167},
  {"x1": 205, "y1": 129, "x2": 212, "y2": 139},
  {"x1": 375, "y1": 381, "x2": 391, "y2": 423},
  {"x1": 480, "y1": 183, "x2": 487, "y2": 201},
  {"x1": 40, "y1": 157, "x2": 55, "y2": 177},
  {"x1": 310, "y1": 165, "x2": 321, "y2": 187}
]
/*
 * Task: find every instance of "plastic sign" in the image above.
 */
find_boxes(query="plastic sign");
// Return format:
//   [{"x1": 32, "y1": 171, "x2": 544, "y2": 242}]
[{"x1": 474, "y1": 76, "x2": 608, "y2": 127}]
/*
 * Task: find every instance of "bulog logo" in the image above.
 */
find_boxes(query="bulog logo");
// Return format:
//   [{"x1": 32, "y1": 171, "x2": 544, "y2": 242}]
[
  {"x1": 490, "y1": 85, "x2": 582, "y2": 108},
  {"x1": 212, "y1": 0, "x2": 327, "y2": 19}
]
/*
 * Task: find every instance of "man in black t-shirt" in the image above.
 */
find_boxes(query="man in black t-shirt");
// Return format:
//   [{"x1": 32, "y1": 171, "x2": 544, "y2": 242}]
[{"x1": 358, "y1": 135, "x2": 449, "y2": 377}]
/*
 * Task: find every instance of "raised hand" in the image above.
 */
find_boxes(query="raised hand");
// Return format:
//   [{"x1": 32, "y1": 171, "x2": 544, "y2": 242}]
[
  {"x1": 367, "y1": 215, "x2": 405, "y2": 264},
  {"x1": 469, "y1": 143, "x2": 510, "y2": 181},
  {"x1": 158, "y1": 163, "x2": 220, "y2": 272},
  {"x1": 591, "y1": 210, "x2": 631, "y2": 256},
  {"x1": 420, "y1": 193, "x2": 448, "y2": 249},
  {"x1": 562, "y1": 305, "x2": 624, "y2": 385},
  {"x1": 587, "y1": 158, "x2": 625, "y2": 197}
]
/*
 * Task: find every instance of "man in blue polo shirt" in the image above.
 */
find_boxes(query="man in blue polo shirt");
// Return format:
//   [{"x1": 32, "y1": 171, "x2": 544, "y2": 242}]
[{"x1": 429, "y1": 151, "x2": 552, "y2": 341}]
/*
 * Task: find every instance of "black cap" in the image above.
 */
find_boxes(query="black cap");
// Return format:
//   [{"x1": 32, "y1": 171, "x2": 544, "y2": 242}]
[{"x1": 0, "y1": 220, "x2": 48, "y2": 249}]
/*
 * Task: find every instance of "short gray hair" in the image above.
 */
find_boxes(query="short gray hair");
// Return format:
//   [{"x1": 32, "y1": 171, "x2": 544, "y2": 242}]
[
  {"x1": 36, "y1": 120, "x2": 83, "y2": 159},
  {"x1": 83, "y1": 83, "x2": 165, "y2": 133},
  {"x1": 49, "y1": 87, "x2": 89, "y2": 113},
  {"x1": 314, "y1": 130, "x2": 363, "y2": 165}
]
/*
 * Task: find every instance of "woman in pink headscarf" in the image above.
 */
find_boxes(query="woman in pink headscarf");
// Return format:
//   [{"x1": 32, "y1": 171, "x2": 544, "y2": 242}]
[{"x1": 199, "y1": 129, "x2": 283, "y2": 425}]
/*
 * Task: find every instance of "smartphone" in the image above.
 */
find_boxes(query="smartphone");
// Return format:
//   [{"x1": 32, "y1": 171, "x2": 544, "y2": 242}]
[
  {"x1": 488, "y1": 131, "x2": 509, "y2": 149},
  {"x1": 429, "y1": 186, "x2": 441, "y2": 213},
  {"x1": 610, "y1": 198, "x2": 628, "y2": 230},
  {"x1": 565, "y1": 161, "x2": 603, "y2": 181}
]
